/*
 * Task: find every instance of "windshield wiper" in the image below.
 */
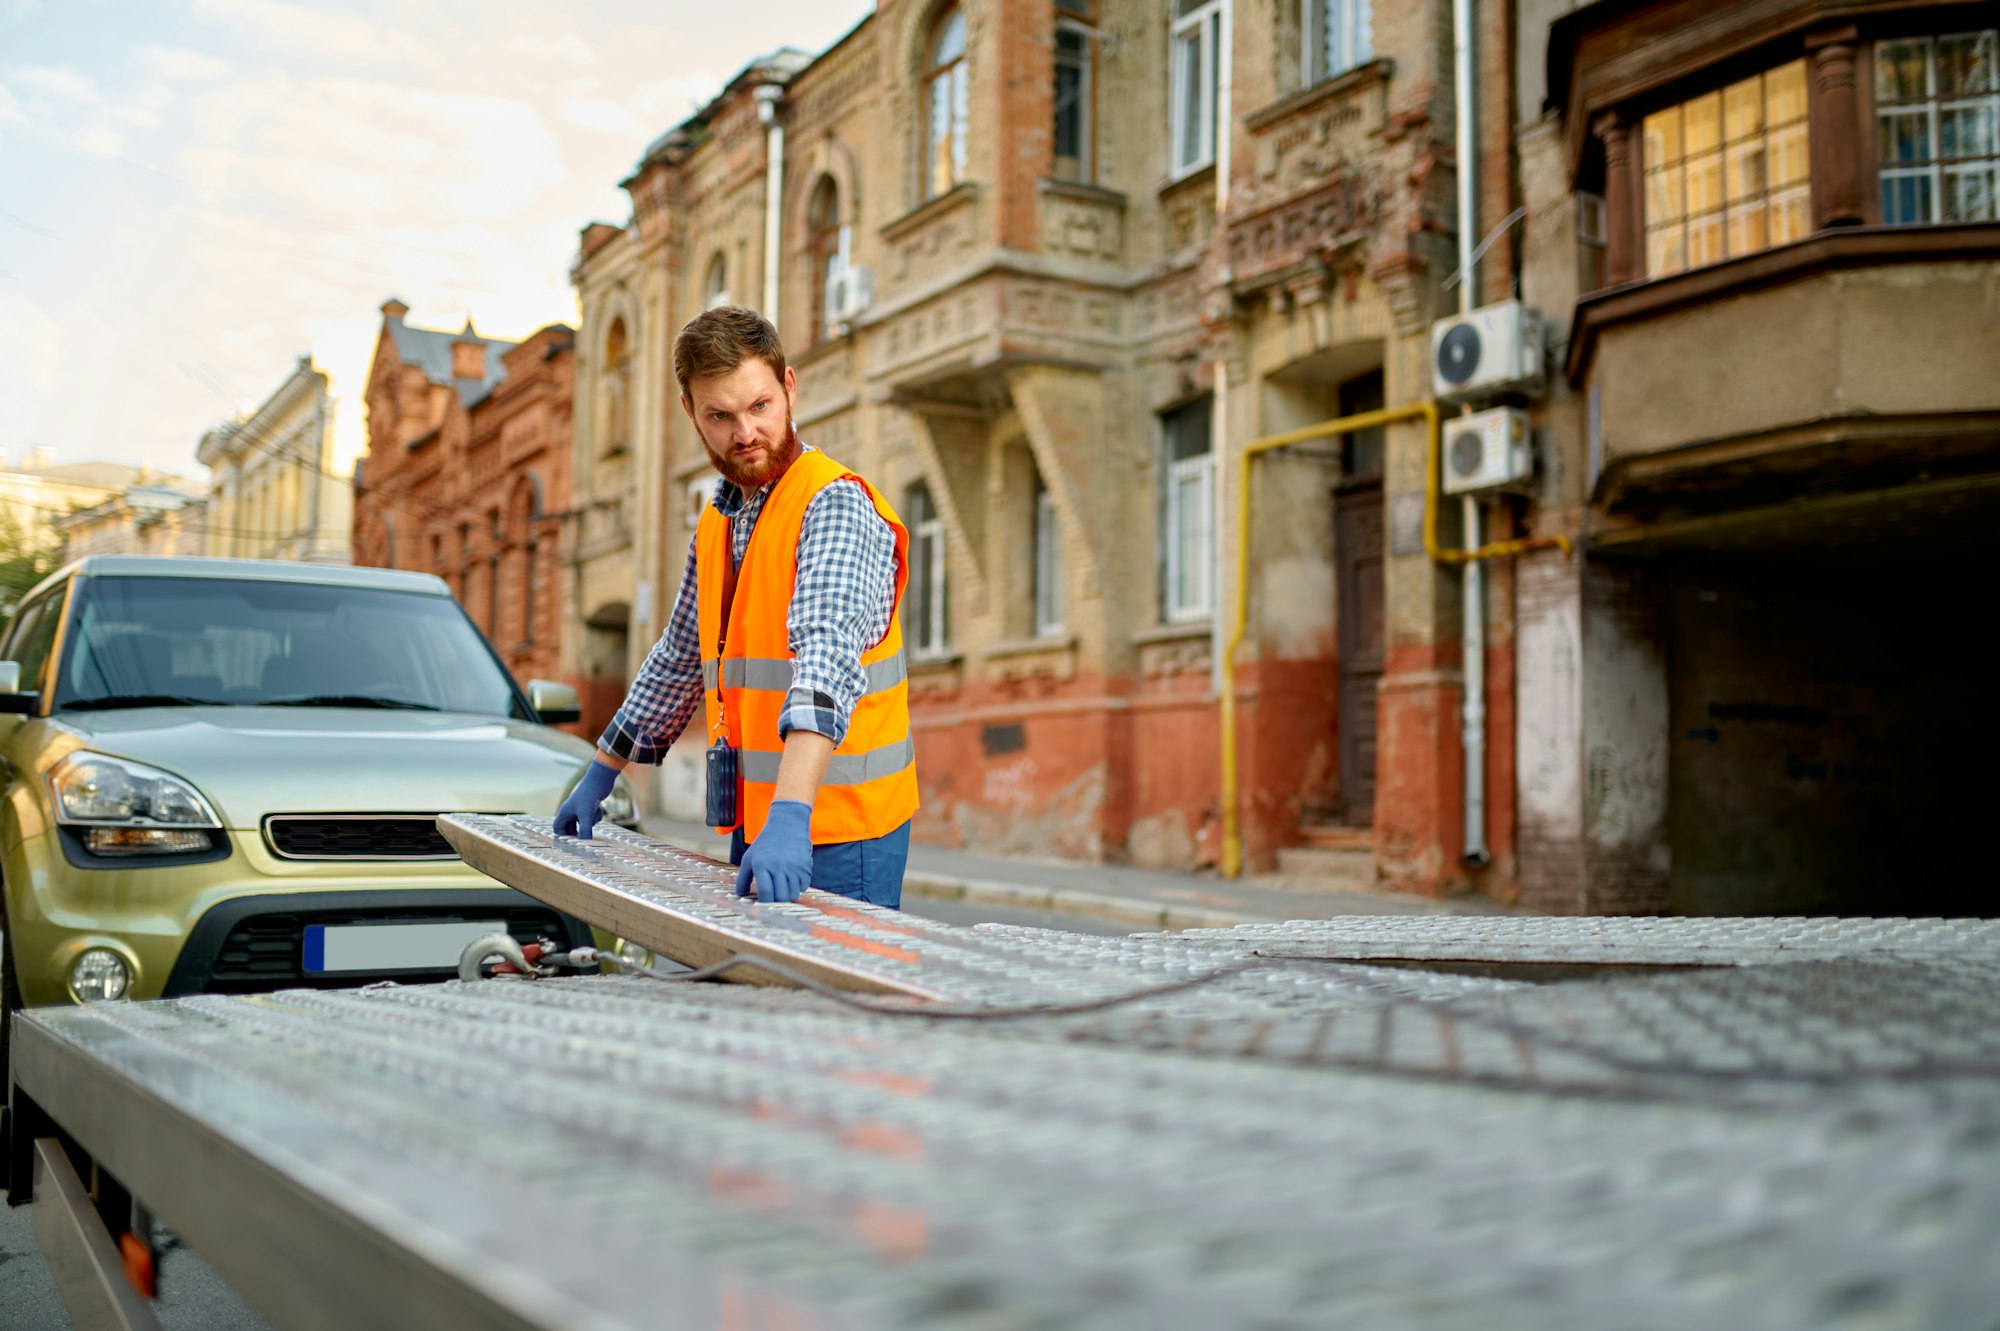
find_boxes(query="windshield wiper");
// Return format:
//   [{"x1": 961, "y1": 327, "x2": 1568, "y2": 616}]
[
  {"x1": 62, "y1": 694, "x2": 218, "y2": 712},
  {"x1": 263, "y1": 694, "x2": 443, "y2": 711}
]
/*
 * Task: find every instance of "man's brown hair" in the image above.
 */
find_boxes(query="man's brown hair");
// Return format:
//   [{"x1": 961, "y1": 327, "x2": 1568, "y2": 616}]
[{"x1": 673, "y1": 305, "x2": 788, "y2": 397}]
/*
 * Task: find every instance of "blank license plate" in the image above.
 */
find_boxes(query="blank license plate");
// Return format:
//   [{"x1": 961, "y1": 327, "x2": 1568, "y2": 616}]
[{"x1": 303, "y1": 920, "x2": 506, "y2": 974}]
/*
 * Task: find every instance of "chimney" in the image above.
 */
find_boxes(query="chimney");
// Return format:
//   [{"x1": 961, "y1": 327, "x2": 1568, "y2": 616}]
[
  {"x1": 380, "y1": 297, "x2": 409, "y2": 321},
  {"x1": 451, "y1": 335, "x2": 486, "y2": 381},
  {"x1": 30, "y1": 445, "x2": 53, "y2": 470}
]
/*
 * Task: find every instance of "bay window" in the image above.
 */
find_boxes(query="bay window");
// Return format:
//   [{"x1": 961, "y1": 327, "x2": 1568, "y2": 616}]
[
  {"x1": 1878, "y1": 31, "x2": 1999, "y2": 223},
  {"x1": 1642, "y1": 60, "x2": 1811, "y2": 279}
]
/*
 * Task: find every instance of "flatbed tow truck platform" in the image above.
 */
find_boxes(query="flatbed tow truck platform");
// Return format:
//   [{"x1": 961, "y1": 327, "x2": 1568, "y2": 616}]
[{"x1": 8, "y1": 816, "x2": 2000, "y2": 1330}]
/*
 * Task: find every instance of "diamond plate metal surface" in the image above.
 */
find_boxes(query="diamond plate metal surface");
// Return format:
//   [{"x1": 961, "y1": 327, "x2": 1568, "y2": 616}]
[{"x1": 17, "y1": 819, "x2": 2000, "y2": 1330}]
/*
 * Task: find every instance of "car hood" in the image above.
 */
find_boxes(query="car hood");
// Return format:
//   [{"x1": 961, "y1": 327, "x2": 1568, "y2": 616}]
[{"x1": 51, "y1": 706, "x2": 596, "y2": 825}]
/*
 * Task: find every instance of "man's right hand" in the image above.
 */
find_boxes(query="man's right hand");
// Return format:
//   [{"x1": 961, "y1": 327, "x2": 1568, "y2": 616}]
[{"x1": 554, "y1": 759, "x2": 621, "y2": 839}]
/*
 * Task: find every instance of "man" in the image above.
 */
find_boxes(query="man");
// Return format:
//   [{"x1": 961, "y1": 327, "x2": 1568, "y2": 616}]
[{"x1": 554, "y1": 306, "x2": 917, "y2": 909}]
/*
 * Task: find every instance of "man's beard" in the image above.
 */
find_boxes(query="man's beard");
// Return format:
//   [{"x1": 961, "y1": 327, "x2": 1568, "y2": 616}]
[{"x1": 707, "y1": 417, "x2": 801, "y2": 491}]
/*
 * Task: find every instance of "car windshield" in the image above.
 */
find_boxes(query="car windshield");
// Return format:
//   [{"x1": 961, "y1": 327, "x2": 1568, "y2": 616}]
[{"x1": 55, "y1": 575, "x2": 529, "y2": 719}]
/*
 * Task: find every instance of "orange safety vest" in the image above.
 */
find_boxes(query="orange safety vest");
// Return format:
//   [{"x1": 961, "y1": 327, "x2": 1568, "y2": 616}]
[{"x1": 696, "y1": 449, "x2": 919, "y2": 844}]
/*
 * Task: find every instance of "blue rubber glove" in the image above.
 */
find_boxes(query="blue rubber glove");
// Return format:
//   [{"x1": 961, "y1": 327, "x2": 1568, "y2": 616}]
[
  {"x1": 554, "y1": 759, "x2": 620, "y2": 839},
  {"x1": 735, "y1": 799, "x2": 813, "y2": 904}
]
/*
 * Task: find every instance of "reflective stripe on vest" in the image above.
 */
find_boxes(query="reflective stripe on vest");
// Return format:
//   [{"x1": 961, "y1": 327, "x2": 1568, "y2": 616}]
[
  {"x1": 700, "y1": 652, "x2": 909, "y2": 695},
  {"x1": 738, "y1": 734, "x2": 918, "y2": 787}
]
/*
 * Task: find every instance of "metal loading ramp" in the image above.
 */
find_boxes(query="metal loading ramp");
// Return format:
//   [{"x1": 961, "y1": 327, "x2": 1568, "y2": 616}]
[{"x1": 6, "y1": 820, "x2": 1999, "y2": 1331}]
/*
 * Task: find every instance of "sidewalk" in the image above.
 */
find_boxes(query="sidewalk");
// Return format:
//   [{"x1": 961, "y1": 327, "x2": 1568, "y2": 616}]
[{"x1": 639, "y1": 817, "x2": 1515, "y2": 930}]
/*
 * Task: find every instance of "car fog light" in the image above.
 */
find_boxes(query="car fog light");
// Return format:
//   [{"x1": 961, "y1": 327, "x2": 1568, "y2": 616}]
[
  {"x1": 71, "y1": 948, "x2": 131, "y2": 1002},
  {"x1": 615, "y1": 939, "x2": 652, "y2": 970},
  {"x1": 84, "y1": 827, "x2": 212, "y2": 856}
]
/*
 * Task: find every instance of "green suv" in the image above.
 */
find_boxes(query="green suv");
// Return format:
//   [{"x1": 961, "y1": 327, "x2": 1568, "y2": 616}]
[{"x1": 0, "y1": 556, "x2": 635, "y2": 1038}]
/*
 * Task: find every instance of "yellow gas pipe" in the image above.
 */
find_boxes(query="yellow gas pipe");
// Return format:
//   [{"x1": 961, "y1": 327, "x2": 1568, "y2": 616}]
[{"x1": 1218, "y1": 401, "x2": 1573, "y2": 880}]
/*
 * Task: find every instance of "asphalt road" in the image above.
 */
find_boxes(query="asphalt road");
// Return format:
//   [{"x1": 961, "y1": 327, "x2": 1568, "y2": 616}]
[{"x1": 0, "y1": 899, "x2": 1137, "y2": 1328}]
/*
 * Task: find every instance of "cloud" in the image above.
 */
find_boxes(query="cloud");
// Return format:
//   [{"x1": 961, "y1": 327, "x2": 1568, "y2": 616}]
[
  {"x1": 560, "y1": 98, "x2": 637, "y2": 135},
  {"x1": 4, "y1": 0, "x2": 875, "y2": 474},
  {"x1": 9, "y1": 65, "x2": 100, "y2": 108},
  {"x1": 138, "y1": 48, "x2": 235, "y2": 84}
]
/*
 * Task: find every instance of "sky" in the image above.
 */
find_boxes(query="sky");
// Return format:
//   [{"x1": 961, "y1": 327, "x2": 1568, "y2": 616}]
[{"x1": 0, "y1": 0, "x2": 871, "y2": 480}]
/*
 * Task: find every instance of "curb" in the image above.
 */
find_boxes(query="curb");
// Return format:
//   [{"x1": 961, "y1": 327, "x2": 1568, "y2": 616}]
[
  {"x1": 638, "y1": 822, "x2": 1274, "y2": 931},
  {"x1": 900, "y1": 872, "x2": 1273, "y2": 932}
]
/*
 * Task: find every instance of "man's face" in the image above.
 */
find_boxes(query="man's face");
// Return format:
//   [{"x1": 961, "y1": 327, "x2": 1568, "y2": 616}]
[{"x1": 681, "y1": 359, "x2": 800, "y2": 491}]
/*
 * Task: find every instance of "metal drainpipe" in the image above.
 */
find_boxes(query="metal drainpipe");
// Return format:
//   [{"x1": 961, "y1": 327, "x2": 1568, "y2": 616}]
[
  {"x1": 1212, "y1": 0, "x2": 1236, "y2": 865},
  {"x1": 755, "y1": 84, "x2": 784, "y2": 325},
  {"x1": 1454, "y1": 0, "x2": 1490, "y2": 868}
]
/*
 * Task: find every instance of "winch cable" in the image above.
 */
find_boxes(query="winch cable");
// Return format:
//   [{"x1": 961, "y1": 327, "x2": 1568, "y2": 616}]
[{"x1": 455, "y1": 934, "x2": 2000, "y2": 1087}]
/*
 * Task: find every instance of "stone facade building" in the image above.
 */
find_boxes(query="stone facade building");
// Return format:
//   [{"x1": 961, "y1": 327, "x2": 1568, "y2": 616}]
[
  {"x1": 569, "y1": 0, "x2": 1526, "y2": 894},
  {"x1": 52, "y1": 485, "x2": 207, "y2": 562},
  {"x1": 1508, "y1": 0, "x2": 2000, "y2": 916},
  {"x1": 352, "y1": 302, "x2": 579, "y2": 714},
  {"x1": 197, "y1": 356, "x2": 351, "y2": 565}
]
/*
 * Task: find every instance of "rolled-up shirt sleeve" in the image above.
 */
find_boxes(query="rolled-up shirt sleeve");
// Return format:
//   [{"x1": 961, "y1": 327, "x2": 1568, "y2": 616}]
[
  {"x1": 781, "y1": 478, "x2": 897, "y2": 747},
  {"x1": 598, "y1": 533, "x2": 705, "y2": 765}
]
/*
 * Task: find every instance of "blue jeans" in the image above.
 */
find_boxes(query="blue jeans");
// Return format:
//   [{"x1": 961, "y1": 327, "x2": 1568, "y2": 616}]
[{"x1": 731, "y1": 819, "x2": 911, "y2": 910}]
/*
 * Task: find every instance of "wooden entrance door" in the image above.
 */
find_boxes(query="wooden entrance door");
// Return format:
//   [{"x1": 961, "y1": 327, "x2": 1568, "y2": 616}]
[{"x1": 1335, "y1": 482, "x2": 1384, "y2": 825}]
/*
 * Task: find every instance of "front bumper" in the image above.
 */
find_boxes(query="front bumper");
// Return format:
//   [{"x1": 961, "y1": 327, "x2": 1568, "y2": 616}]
[
  {"x1": 161, "y1": 887, "x2": 594, "y2": 996},
  {"x1": 4, "y1": 826, "x2": 597, "y2": 1006}
]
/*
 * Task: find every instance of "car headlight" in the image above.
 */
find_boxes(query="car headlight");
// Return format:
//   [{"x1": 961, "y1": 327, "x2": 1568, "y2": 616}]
[
  {"x1": 48, "y1": 752, "x2": 222, "y2": 856},
  {"x1": 602, "y1": 775, "x2": 638, "y2": 828},
  {"x1": 70, "y1": 948, "x2": 131, "y2": 1001}
]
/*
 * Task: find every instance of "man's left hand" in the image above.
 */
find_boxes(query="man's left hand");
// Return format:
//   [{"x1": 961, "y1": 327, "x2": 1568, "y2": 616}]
[{"x1": 736, "y1": 800, "x2": 814, "y2": 903}]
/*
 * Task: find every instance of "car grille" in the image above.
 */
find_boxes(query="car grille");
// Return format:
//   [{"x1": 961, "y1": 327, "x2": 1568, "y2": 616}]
[
  {"x1": 203, "y1": 906, "x2": 571, "y2": 992},
  {"x1": 264, "y1": 815, "x2": 456, "y2": 860}
]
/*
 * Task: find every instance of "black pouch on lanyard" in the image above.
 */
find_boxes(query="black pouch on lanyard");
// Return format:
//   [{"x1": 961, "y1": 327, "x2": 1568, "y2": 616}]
[
  {"x1": 705, "y1": 513, "x2": 744, "y2": 828},
  {"x1": 704, "y1": 738, "x2": 740, "y2": 827}
]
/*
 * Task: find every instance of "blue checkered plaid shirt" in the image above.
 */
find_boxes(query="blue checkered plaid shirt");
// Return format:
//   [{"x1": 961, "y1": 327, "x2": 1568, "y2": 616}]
[{"x1": 599, "y1": 447, "x2": 897, "y2": 765}]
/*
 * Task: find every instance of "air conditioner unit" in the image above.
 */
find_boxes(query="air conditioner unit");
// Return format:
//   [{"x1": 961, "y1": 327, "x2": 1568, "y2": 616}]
[
  {"x1": 1430, "y1": 299, "x2": 1545, "y2": 402},
  {"x1": 827, "y1": 266, "x2": 875, "y2": 325},
  {"x1": 1442, "y1": 407, "x2": 1533, "y2": 496}
]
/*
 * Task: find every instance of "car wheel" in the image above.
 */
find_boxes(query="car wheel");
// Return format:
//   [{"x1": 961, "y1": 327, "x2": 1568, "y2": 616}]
[
  {"x1": 0, "y1": 903, "x2": 19, "y2": 1089},
  {"x1": 1, "y1": 900, "x2": 19, "y2": 1183}
]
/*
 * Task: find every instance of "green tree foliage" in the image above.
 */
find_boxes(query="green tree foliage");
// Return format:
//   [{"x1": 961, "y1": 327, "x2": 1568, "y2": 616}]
[{"x1": 0, "y1": 504, "x2": 61, "y2": 616}]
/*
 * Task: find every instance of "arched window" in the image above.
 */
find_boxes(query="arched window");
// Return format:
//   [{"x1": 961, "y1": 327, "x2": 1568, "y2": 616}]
[
  {"x1": 603, "y1": 317, "x2": 630, "y2": 454},
  {"x1": 924, "y1": 5, "x2": 970, "y2": 199},
  {"x1": 905, "y1": 481, "x2": 948, "y2": 656},
  {"x1": 807, "y1": 176, "x2": 849, "y2": 343},
  {"x1": 703, "y1": 253, "x2": 729, "y2": 308}
]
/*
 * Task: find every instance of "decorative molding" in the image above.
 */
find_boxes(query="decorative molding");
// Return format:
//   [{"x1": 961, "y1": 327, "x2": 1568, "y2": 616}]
[{"x1": 1242, "y1": 59, "x2": 1394, "y2": 134}]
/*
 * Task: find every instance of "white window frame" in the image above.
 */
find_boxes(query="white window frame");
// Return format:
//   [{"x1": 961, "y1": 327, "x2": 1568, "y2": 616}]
[
  {"x1": 1877, "y1": 31, "x2": 2000, "y2": 225},
  {"x1": 1304, "y1": 0, "x2": 1373, "y2": 88},
  {"x1": 925, "y1": 5, "x2": 971, "y2": 201},
  {"x1": 1054, "y1": 17, "x2": 1094, "y2": 183},
  {"x1": 907, "y1": 485, "x2": 949, "y2": 657},
  {"x1": 1160, "y1": 400, "x2": 1214, "y2": 622},
  {"x1": 1170, "y1": 0, "x2": 1222, "y2": 177},
  {"x1": 1033, "y1": 478, "x2": 1064, "y2": 638}
]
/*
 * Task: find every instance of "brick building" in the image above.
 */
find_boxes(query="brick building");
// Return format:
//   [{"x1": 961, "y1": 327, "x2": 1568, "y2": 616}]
[
  {"x1": 353, "y1": 301, "x2": 579, "y2": 710},
  {"x1": 1507, "y1": 0, "x2": 2000, "y2": 915},
  {"x1": 568, "y1": 0, "x2": 1530, "y2": 895}
]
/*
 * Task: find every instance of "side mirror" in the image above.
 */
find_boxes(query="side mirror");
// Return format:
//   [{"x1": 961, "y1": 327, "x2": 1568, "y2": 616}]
[
  {"x1": 0, "y1": 661, "x2": 35, "y2": 714},
  {"x1": 525, "y1": 678, "x2": 581, "y2": 726}
]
